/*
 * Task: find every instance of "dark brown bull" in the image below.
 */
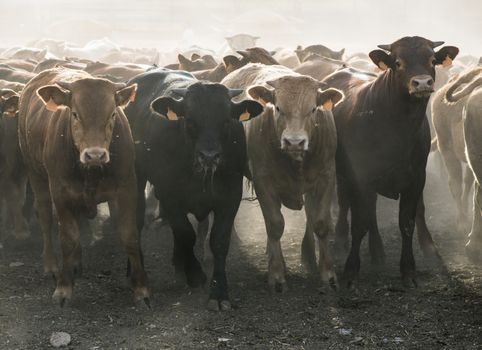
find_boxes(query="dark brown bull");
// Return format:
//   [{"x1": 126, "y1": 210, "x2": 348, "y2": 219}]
[
  {"x1": 18, "y1": 68, "x2": 149, "y2": 306},
  {"x1": 322, "y1": 36, "x2": 458, "y2": 287}
]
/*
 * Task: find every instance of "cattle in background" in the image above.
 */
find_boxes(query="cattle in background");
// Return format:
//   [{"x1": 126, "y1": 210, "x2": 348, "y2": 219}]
[
  {"x1": 0, "y1": 89, "x2": 29, "y2": 240},
  {"x1": 225, "y1": 34, "x2": 260, "y2": 52},
  {"x1": 0, "y1": 80, "x2": 25, "y2": 92},
  {"x1": 444, "y1": 68, "x2": 482, "y2": 262},
  {"x1": 294, "y1": 54, "x2": 346, "y2": 81},
  {"x1": 222, "y1": 64, "x2": 343, "y2": 291},
  {"x1": 84, "y1": 62, "x2": 149, "y2": 82},
  {"x1": 296, "y1": 45, "x2": 345, "y2": 62},
  {"x1": 177, "y1": 54, "x2": 218, "y2": 72},
  {"x1": 0, "y1": 59, "x2": 36, "y2": 72},
  {"x1": 0, "y1": 66, "x2": 35, "y2": 84},
  {"x1": 124, "y1": 69, "x2": 263, "y2": 310},
  {"x1": 322, "y1": 37, "x2": 459, "y2": 287},
  {"x1": 273, "y1": 48, "x2": 301, "y2": 69},
  {"x1": 431, "y1": 68, "x2": 482, "y2": 233},
  {"x1": 18, "y1": 68, "x2": 149, "y2": 306},
  {"x1": 34, "y1": 59, "x2": 87, "y2": 73},
  {"x1": 191, "y1": 47, "x2": 279, "y2": 83}
]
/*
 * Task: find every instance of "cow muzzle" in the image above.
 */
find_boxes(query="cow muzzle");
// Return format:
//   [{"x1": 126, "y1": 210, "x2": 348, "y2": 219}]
[
  {"x1": 281, "y1": 133, "x2": 309, "y2": 161},
  {"x1": 80, "y1": 147, "x2": 110, "y2": 166},
  {"x1": 196, "y1": 149, "x2": 221, "y2": 171},
  {"x1": 409, "y1": 75, "x2": 434, "y2": 97}
]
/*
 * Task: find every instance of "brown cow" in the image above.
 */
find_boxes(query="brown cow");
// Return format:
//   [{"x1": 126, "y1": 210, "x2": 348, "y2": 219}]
[
  {"x1": 0, "y1": 59, "x2": 36, "y2": 72},
  {"x1": 222, "y1": 64, "x2": 343, "y2": 291},
  {"x1": 18, "y1": 68, "x2": 149, "y2": 306},
  {"x1": 0, "y1": 89, "x2": 29, "y2": 240},
  {"x1": 0, "y1": 80, "x2": 25, "y2": 92},
  {"x1": 0, "y1": 66, "x2": 35, "y2": 84},
  {"x1": 178, "y1": 53, "x2": 218, "y2": 71},
  {"x1": 84, "y1": 62, "x2": 148, "y2": 82},
  {"x1": 296, "y1": 45, "x2": 345, "y2": 62}
]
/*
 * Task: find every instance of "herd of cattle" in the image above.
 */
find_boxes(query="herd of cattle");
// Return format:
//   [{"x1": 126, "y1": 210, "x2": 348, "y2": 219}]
[{"x1": 0, "y1": 34, "x2": 481, "y2": 311}]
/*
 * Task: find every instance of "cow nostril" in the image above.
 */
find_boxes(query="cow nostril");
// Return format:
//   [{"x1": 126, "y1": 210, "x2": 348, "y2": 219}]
[
  {"x1": 298, "y1": 139, "x2": 306, "y2": 147},
  {"x1": 427, "y1": 79, "x2": 433, "y2": 86},
  {"x1": 85, "y1": 152, "x2": 92, "y2": 160},
  {"x1": 99, "y1": 152, "x2": 106, "y2": 160},
  {"x1": 412, "y1": 80, "x2": 419, "y2": 87}
]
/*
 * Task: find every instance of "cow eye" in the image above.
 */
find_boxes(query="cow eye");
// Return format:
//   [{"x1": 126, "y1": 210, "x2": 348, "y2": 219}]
[
  {"x1": 72, "y1": 112, "x2": 79, "y2": 120},
  {"x1": 312, "y1": 107, "x2": 317, "y2": 113},
  {"x1": 275, "y1": 106, "x2": 281, "y2": 113},
  {"x1": 395, "y1": 60, "x2": 402, "y2": 68},
  {"x1": 431, "y1": 58, "x2": 437, "y2": 66}
]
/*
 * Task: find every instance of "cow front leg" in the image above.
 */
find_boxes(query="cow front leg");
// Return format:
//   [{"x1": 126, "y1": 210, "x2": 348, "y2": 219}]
[
  {"x1": 467, "y1": 182, "x2": 482, "y2": 263},
  {"x1": 206, "y1": 210, "x2": 236, "y2": 311},
  {"x1": 29, "y1": 175, "x2": 57, "y2": 276},
  {"x1": 304, "y1": 184, "x2": 337, "y2": 290},
  {"x1": 415, "y1": 194, "x2": 440, "y2": 259},
  {"x1": 399, "y1": 179, "x2": 424, "y2": 288},
  {"x1": 367, "y1": 195, "x2": 385, "y2": 265},
  {"x1": 334, "y1": 174, "x2": 351, "y2": 256},
  {"x1": 52, "y1": 205, "x2": 82, "y2": 306},
  {"x1": 256, "y1": 186, "x2": 286, "y2": 293},
  {"x1": 117, "y1": 189, "x2": 150, "y2": 304}
]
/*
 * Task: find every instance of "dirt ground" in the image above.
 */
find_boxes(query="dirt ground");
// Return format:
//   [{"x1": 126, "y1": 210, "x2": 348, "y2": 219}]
[{"x1": 0, "y1": 156, "x2": 481, "y2": 350}]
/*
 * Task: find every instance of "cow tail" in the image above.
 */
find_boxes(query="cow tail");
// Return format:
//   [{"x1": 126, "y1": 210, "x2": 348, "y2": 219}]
[{"x1": 445, "y1": 68, "x2": 482, "y2": 103}]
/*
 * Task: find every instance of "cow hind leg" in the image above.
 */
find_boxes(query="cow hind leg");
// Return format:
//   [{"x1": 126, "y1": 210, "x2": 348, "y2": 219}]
[
  {"x1": 467, "y1": 182, "x2": 482, "y2": 263},
  {"x1": 415, "y1": 194, "x2": 441, "y2": 261},
  {"x1": 460, "y1": 165, "x2": 474, "y2": 231},
  {"x1": 301, "y1": 224, "x2": 317, "y2": 275},
  {"x1": 334, "y1": 177, "x2": 351, "y2": 256},
  {"x1": 5, "y1": 177, "x2": 29, "y2": 240},
  {"x1": 367, "y1": 195, "x2": 385, "y2": 266}
]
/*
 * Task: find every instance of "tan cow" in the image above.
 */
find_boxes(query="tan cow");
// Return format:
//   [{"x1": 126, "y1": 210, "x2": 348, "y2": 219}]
[
  {"x1": 432, "y1": 67, "x2": 482, "y2": 232},
  {"x1": 222, "y1": 64, "x2": 343, "y2": 291},
  {"x1": 445, "y1": 67, "x2": 482, "y2": 262},
  {"x1": 18, "y1": 68, "x2": 149, "y2": 306}
]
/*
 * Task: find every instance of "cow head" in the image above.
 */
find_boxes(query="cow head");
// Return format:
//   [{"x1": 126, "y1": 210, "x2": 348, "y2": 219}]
[
  {"x1": 248, "y1": 76, "x2": 343, "y2": 161},
  {"x1": 178, "y1": 54, "x2": 217, "y2": 72},
  {"x1": 223, "y1": 48, "x2": 279, "y2": 74},
  {"x1": 369, "y1": 36, "x2": 459, "y2": 98},
  {"x1": 37, "y1": 78, "x2": 137, "y2": 167},
  {"x1": 151, "y1": 82, "x2": 263, "y2": 173},
  {"x1": 0, "y1": 89, "x2": 20, "y2": 117}
]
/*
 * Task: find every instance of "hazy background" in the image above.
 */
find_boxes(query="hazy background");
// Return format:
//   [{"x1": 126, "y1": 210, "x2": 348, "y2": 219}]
[{"x1": 1, "y1": 0, "x2": 480, "y2": 56}]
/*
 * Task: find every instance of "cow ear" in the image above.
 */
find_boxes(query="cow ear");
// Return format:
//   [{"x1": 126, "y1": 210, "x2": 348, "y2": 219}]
[
  {"x1": 247, "y1": 85, "x2": 274, "y2": 106},
  {"x1": 317, "y1": 88, "x2": 344, "y2": 111},
  {"x1": 178, "y1": 54, "x2": 191, "y2": 69},
  {"x1": 115, "y1": 83, "x2": 137, "y2": 107},
  {"x1": 232, "y1": 100, "x2": 264, "y2": 122},
  {"x1": 151, "y1": 96, "x2": 184, "y2": 121},
  {"x1": 369, "y1": 49, "x2": 394, "y2": 70},
  {"x1": 434, "y1": 46, "x2": 459, "y2": 67},
  {"x1": 223, "y1": 55, "x2": 241, "y2": 73},
  {"x1": 191, "y1": 53, "x2": 201, "y2": 61},
  {"x1": 37, "y1": 84, "x2": 71, "y2": 112}
]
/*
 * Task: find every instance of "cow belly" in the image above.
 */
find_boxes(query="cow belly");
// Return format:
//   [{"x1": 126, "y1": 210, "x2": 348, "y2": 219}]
[{"x1": 375, "y1": 168, "x2": 414, "y2": 200}]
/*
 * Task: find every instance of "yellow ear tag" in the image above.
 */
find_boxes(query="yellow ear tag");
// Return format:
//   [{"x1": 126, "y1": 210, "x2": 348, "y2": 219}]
[
  {"x1": 239, "y1": 111, "x2": 250, "y2": 122},
  {"x1": 323, "y1": 99, "x2": 334, "y2": 111},
  {"x1": 442, "y1": 56, "x2": 452, "y2": 68},
  {"x1": 45, "y1": 98, "x2": 59, "y2": 112},
  {"x1": 378, "y1": 61, "x2": 388, "y2": 71},
  {"x1": 166, "y1": 107, "x2": 178, "y2": 120}
]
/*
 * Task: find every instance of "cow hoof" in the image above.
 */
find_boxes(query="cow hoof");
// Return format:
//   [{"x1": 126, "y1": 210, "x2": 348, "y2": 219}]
[
  {"x1": 269, "y1": 281, "x2": 288, "y2": 294},
  {"x1": 329, "y1": 276, "x2": 339, "y2": 291},
  {"x1": 466, "y1": 241, "x2": 482, "y2": 264},
  {"x1": 402, "y1": 274, "x2": 418, "y2": 289},
  {"x1": 207, "y1": 299, "x2": 231, "y2": 311},
  {"x1": 207, "y1": 299, "x2": 220, "y2": 311},
  {"x1": 133, "y1": 286, "x2": 150, "y2": 302},
  {"x1": 52, "y1": 286, "x2": 72, "y2": 307}
]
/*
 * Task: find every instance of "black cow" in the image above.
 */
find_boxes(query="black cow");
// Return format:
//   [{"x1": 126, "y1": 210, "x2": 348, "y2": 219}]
[
  {"x1": 322, "y1": 36, "x2": 458, "y2": 287},
  {"x1": 124, "y1": 69, "x2": 263, "y2": 310}
]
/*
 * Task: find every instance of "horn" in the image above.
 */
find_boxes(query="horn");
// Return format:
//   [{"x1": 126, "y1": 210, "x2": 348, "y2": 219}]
[
  {"x1": 377, "y1": 44, "x2": 391, "y2": 52},
  {"x1": 431, "y1": 41, "x2": 445, "y2": 48},
  {"x1": 172, "y1": 88, "x2": 188, "y2": 97},
  {"x1": 228, "y1": 89, "x2": 243, "y2": 98}
]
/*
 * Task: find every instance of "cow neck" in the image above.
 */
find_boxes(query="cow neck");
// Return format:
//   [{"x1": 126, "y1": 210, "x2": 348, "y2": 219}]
[{"x1": 368, "y1": 69, "x2": 429, "y2": 132}]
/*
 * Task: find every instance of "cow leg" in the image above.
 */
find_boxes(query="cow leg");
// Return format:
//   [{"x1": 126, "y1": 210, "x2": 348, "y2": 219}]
[
  {"x1": 256, "y1": 186, "x2": 286, "y2": 293},
  {"x1": 461, "y1": 165, "x2": 474, "y2": 228},
  {"x1": 207, "y1": 209, "x2": 236, "y2": 311},
  {"x1": 439, "y1": 145, "x2": 465, "y2": 232},
  {"x1": 117, "y1": 188, "x2": 150, "y2": 304},
  {"x1": 399, "y1": 176, "x2": 425, "y2": 288},
  {"x1": 467, "y1": 181, "x2": 482, "y2": 263},
  {"x1": 29, "y1": 175, "x2": 57, "y2": 275},
  {"x1": 415, "y1": 194, "x2": 440, "y2": 258},
  {"x1": 52, "y1": 204, "x2": 82, "y2": 306},
  {"x1": 5, "y1": 176, "x2": 29, "y2": 240},
  {"x1": 368, "y1": 195, "x2": 385, "y2": 266},
  {"x1": 343, "y1": 189, "x2": 374, "y2": 287},
  {"x1": 305, "y1": 186, "x2": 337, "y2": 289},
  {"x1": 301, "y1": 223, "x2": 317, "y2": 275},
  {"x1": 165, "y1": 207, "x2": 206, "y2": 288},
  {"x1": 334, "y1": 175, "x2": 350, "y2": 255}
]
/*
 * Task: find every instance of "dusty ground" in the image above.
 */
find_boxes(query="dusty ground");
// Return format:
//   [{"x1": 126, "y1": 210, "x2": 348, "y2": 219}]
[{"x1": 0, "y1": 157, "x2": 481, "y2": 349}]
